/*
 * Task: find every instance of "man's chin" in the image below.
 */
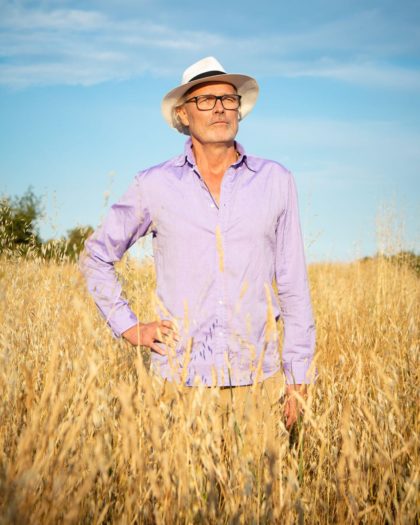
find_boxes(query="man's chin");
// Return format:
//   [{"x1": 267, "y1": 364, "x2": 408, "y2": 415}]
[
  {"x1": 192, "y1": 127, "x2": 237, "y2": 145},
  {"x1": 208, "y1": 129, "x2": 237, "y2": 143}
]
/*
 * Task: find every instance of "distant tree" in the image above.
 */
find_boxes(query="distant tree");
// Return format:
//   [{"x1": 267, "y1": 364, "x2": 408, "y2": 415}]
[
  {"x1": 42, "y1": 225, "x2": 94, "y2": 262},
  {"x1": 0, "y1": 187, "x2": 93, "y2": 261},
  {"x1": 387, "y1": 250, "x2": 420, "y2": 276},
  {"x1": 65, "y1": 225, "x2": 94, "y2": 260},
  {"x1": 0, "y1": 186, "x2": 43, "y2": 256},
  {"x1": 360, "y1": 250, "x2": 420, "y2": 276}
]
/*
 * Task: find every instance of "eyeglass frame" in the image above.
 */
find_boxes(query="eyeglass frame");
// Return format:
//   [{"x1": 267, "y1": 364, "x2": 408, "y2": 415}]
[{"x1": 183, "y1": 94, "x2": 242, "y2": 111}]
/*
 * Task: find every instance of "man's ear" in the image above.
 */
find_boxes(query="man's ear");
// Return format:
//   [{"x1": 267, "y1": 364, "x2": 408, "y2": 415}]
[{"x1": 176, "y1": 105, "x2": 189, "y2": 127}]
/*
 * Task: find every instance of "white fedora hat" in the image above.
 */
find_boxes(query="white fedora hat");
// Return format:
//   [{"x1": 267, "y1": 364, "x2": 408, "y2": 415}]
[{"x1": 161, "y1": 56, "x2": 259, "y2": 134}]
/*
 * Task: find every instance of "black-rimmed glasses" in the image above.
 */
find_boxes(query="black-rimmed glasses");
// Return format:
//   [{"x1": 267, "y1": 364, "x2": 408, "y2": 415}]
[{"x1": 184, "y1": 94, "x2": 241, "y2": 111}]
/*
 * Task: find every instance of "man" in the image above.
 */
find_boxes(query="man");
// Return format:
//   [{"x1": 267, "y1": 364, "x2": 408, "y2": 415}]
[{"x1": 80, "y1": 57, "x2": 316, "y2": 430}]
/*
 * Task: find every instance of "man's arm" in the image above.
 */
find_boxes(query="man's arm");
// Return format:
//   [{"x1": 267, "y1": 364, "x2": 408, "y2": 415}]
[
  {"x1": 275, "y1": 170, "x2": 316, "y2": 427},
  {"x1": 79, "y1": 173, "x2": 155, "y2": 339}
]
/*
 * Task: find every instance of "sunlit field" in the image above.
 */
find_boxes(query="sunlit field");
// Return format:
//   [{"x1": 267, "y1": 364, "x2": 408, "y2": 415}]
[{"x1": 0, "y1": 250, "x2": 418, "y2": 524}]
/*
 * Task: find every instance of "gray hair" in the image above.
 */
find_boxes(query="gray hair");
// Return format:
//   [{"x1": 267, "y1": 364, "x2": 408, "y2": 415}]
[{"x1": 172, "y1": 104, "x2": 191, "y2": 136}]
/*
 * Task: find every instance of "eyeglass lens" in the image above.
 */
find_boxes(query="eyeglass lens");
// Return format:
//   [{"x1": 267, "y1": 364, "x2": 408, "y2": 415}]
[{"x1": 195, "y1": 95, "x2": 241, "y2": 110}]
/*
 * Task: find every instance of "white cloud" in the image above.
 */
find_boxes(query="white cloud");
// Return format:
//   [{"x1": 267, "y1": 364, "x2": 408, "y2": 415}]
[
  {"x1": 286, "y1": 60, "x2": 420, "y2": 91},
  {"x1": 242, "y1": 57, "x2": 420, "y2": 91},
  {"x1": 0, "y1": 1, "x2": 419, "y2": 89}
]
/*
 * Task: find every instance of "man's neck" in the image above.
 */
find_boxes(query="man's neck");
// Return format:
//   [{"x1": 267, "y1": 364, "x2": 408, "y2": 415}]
[{"x1": 191, "y1": 139, "x2": 237, "y2": 178}]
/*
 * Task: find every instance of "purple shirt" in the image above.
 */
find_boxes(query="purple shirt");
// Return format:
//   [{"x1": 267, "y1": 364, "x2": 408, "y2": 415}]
[{"x1": 80, "y1": 138, "x2": 316, "y2": 386}]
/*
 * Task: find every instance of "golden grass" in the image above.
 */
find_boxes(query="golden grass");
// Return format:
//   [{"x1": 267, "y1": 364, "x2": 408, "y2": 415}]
[{"x1": 0, "y1": 254, "x2": 418, "y2": 524}]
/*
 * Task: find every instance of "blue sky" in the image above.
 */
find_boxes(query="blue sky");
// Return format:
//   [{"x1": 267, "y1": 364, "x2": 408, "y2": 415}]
[{"x1": 0, "y1": 0, "x2": 419, "y2": 262}]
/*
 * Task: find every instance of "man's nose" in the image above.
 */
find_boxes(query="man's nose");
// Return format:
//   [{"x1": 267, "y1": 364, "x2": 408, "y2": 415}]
[{"x1": 213, "y1": 97, "x2": 225, "y2": 112}]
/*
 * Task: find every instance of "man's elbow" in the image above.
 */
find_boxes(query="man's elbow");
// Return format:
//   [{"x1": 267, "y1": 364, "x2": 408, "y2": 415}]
[{"x1": 78, "y1": 247, "x2": 92, "y2": 280}]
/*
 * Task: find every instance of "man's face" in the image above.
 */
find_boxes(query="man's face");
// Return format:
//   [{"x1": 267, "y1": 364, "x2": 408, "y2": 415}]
[{"x1": 176, "y1": 81, "x2": 239, "y2": 145}]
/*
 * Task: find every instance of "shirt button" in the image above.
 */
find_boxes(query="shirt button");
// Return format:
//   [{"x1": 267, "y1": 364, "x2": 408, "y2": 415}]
[
  {"x1": 218, "y1": 299, "x2": 223, "y2": 305},
  {"x1": 218, "y1": 331, "x2": 223, "y2": 337},
  {"x1": 210, "y1": 203, "x2": 215, "y2": 208}
]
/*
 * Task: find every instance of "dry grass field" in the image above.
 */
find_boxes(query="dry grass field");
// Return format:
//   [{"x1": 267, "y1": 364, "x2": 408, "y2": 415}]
[{"x1": 0, "y1": 252, "x2": 418, "y2": 524}]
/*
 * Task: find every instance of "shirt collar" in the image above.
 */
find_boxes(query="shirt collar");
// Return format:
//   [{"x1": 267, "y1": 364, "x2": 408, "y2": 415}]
[{"x1": 173, "y1": 137, "x2": 257, "y2": 172}]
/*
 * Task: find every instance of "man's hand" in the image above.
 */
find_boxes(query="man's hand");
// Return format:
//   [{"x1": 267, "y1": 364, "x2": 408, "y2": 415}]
[
  {"x1": 122, "y1": 321, "x2": 179, "y2": 355},
  {"x1": 284, "y1": 384, "x2": 307, "y2": 430}
]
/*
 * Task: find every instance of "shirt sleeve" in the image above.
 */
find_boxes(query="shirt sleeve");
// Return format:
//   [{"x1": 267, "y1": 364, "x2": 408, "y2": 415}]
[
  {"x1": 275, "y1": 171, "x2": 316, "y2": 384},
  {"x1": 79, "y1": 172, "x2": 152, "y2": 338}
]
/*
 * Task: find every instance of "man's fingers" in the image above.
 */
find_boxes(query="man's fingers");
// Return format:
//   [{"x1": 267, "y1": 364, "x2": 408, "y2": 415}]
[
  {"x1": 161, "y1": 320, "x2": 180, "y2": 335},
  {"x1": 284, "y1": 396, "x2": 299, "y2": 430},
  {"x1": 150, "y1": 342, "x2": 166, "y2": 355},
  {"x1": 286, "y1": 411, "x2": 296, "y2": 429},
  {"x1": 155, "y1": 327, "x2": 164, "y2": 341},
  {"x1": 155, "y1": 327, "x2": 180, "y2": 344},
  {"x1": 161, "y1": 319, "x2": 179, "y2": 332},
  {"x1": 287, "y1": 416, "x2": 295, "y2": 430},
  {"x1": 157, "y1": 321, "x2": 180, "y2": 342},
  {"x1": 159, "y1": 325, "x2": 177, "y2": 337},
  {"x1": 134, "y1": 322, "x2": 180, "y2": 350}
]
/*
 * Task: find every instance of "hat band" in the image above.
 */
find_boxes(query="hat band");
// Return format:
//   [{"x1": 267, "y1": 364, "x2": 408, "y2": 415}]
[{"x1": 188, "y1": 70, "x2": 226, "y2": 83}]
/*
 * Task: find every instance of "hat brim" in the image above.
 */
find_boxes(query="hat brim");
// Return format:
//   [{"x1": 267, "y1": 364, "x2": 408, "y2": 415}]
[{"x1": 161, "y1": 73, "x2": 259, "y2": 133}]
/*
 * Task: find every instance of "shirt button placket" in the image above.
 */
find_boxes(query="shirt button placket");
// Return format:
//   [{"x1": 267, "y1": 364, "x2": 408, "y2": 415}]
[{"x1": 215, "y1": 169, "x2": 232, "y2": 370}]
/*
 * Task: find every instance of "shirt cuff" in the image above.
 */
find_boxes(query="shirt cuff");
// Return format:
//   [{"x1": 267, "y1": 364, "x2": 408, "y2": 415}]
[
  {"x1": 283, "y1": 360, "x2": 317, "y2": 385},
  {"x1": 107, "y1": 306, "x2": 139, "y2": 338}
]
